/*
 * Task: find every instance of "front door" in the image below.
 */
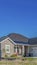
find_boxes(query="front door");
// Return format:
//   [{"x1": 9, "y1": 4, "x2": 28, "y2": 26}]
[
  {"x1": 24, "y1": 46, "x2": 28, "y2": 56},
  {"x1": 17, "y1": 46, "x2": 22, "y2": 55}
]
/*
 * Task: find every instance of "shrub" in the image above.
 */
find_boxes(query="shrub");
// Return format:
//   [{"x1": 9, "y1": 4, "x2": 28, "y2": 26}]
[
  {"x1": 5, "y1": 54, "x2": 8, "y2": 58},
  {"x1": 10, "y1": 53, "x2": 17, "y2": 57}
]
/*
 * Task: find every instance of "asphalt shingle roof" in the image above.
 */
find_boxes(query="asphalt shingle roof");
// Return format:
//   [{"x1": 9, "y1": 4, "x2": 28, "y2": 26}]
[
  {"x1": 0, "y1": 33, "x2": 29, "y2": 45},
  {"x1": 0, "y1": 36, "x2": 8, "y2": 42},
  {"x1": 0, "y1": 33, "x2": 37, "y2": 45},
  {"x1": 28, "y1": 37, "x2": 37, "y2": 45},
  {"x1": 8, "y1": 33, "x2": 28, "y2": 42}
]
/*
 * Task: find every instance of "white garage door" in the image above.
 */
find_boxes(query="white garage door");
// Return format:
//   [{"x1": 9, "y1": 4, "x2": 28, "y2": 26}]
[{"x1": 32, "y1": 47, "x2": 37, "y2": 57}]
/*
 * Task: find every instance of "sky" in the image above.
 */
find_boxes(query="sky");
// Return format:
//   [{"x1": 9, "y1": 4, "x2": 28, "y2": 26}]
[{"x1": 0, "y1": 0, "x2": 37, "y2": 38}]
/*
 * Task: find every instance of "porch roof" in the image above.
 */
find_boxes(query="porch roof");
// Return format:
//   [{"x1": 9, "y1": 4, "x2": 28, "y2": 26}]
[{"x1": 14, "y1": 41, "x2": 29, "y2": 45}]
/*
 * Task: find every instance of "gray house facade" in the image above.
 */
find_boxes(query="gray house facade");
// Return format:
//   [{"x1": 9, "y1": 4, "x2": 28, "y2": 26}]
[{"x1": 0, "y1": 33, "x2": 37, "y2": 58}]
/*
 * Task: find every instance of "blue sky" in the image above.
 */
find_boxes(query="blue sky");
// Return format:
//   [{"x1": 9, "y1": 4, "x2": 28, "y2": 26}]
[{"x1": 0, "y1": 0, "x2": 37, "y2": 38}]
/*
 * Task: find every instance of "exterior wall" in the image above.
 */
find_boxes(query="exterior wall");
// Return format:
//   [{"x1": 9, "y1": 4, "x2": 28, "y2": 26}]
[{"x1": 1, "y1": 38, "x2": 14, "y2": 57}]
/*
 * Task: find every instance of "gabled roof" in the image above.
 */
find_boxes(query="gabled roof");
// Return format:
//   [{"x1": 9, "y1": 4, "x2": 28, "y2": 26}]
[
  {"x1": 8, "y1": 33, "x2": 29, "y2": 42},
  {"x1": 0, "y1": 33, "x2": 29, "y2": 45},
  {"x1": 0, "y1": 36, "x2": 8, "y2": 42},
  {"x1": 0, "y1": 33, "x2": 37, "y2": 45}
]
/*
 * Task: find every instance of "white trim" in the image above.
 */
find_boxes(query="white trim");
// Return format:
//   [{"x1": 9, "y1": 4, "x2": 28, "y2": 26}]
[
  {"x1": 8, "y1": 37, "x2": 16, "y2": 45},
  {"x1": 16, "y1": 43, "x2": 30, "y2": 46},
  {"x1": 0, "y1": 37, "x2": 9, "y2": 43},
  {"x1": 0, "y1": 37, "x2": 16, "y2": 45},
  {"x1": 5, "y1": 45, "x2": 10, "y2": 53}
]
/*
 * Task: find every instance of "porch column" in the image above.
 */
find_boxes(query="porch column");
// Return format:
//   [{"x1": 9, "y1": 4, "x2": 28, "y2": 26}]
[
  {"x1": 22, "y1": 46, "x2": 24, "y2": 55},
  {"x1": 16, "y1": 46, "x2": 17, "y2": 53}
]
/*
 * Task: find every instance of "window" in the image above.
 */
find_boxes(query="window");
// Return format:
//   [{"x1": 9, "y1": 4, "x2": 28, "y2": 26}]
[{"x1": 5, "y1": 45, "x2": 10, "y2": 53}]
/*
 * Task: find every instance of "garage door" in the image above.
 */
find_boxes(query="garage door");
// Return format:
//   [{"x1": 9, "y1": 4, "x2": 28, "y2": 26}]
[{"x1": 32, "y1": 47, "x2": 37, "y2": 57}]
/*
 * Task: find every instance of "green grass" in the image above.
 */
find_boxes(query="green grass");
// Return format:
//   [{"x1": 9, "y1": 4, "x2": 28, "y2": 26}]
[
  {"x1": 21, "y1": 57, "x2": 37, "y2": 61},
  {"x1": 0, "y1": 61, "x2": 37, "y2": 65},
  {"x1": 0, "y1": 57, "x2": 37, "y2": 65}
]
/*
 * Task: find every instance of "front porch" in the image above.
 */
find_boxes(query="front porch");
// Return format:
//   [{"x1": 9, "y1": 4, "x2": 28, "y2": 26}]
[{"x1": 14, "y1": 45, "x2": 31, "y2": 57}]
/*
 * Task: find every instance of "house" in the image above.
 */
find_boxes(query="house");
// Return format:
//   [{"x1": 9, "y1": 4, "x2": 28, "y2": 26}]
[{"x1": 0, "y1": 33, "x2": 37, "y2": 58}]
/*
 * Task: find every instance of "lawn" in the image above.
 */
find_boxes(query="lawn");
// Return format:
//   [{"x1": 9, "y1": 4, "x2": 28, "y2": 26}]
[{"x1": 0, "y1": 58, "x2": 37, "y2": 65}]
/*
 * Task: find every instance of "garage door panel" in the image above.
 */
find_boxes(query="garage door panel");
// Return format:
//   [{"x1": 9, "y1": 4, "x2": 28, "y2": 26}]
[{"x1": 32, "y1": 47, "x2": 37, "y2": 57}]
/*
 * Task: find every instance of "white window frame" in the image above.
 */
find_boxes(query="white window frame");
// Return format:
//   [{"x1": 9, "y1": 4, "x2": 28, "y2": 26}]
[{"x1": 5, "y1": 45, "x2": 10, "y2": 53}]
